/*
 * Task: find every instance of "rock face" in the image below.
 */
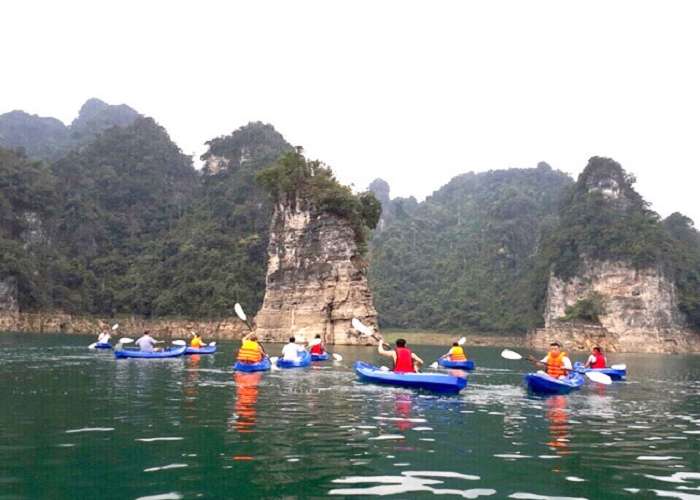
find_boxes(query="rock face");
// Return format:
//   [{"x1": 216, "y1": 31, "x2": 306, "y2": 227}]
[
  {"x1": 530, "y1": 259, "x2": 700, "y2": 352},
  {"x1": 0, "y1": 278, "x2": 18, "y2": 314},
  {"x1": 253, "y1": 202, "x2": 378, "y2": 344}
]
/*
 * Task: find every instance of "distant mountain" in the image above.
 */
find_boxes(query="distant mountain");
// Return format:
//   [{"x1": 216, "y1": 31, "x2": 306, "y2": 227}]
[
  {"x1": 0, "y1": 98, "x2": 140, "y2": 161},
  {"x1": 369, "y1": 163, "x2": 573, "y2": 332}
]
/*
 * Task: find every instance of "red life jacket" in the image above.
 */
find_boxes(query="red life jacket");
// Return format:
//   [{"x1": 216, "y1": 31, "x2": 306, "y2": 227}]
[
  {"x1": 310, "y1": 343, "x2": 324, "y2": 355},
  {"x1": 394, "y1": 347, "x2": 415, "y2": 373},
  {"x1": 591, "y1": 352, "x2": 606, "y2": 369}
]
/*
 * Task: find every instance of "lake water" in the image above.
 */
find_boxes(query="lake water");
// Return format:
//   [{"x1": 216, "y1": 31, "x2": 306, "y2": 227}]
[{"x1": 0, "y1": 333, "x2": 698, "y2": 499}]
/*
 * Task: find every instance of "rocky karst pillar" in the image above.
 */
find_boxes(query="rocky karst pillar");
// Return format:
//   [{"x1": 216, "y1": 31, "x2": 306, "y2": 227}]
[{"x1": 253, "y1": 202, "x2": 379, "y2": 344}]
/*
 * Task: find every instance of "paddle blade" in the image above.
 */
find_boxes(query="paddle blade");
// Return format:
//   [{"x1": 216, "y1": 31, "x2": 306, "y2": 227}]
[
  {"x1": 500, "y1": 349, "x2": 522, "y2": 360},
  {"x1": 457, "y1": 336, "x2": 466, "y2": 346},
  {"x1": 208, "y1": 341, "x2": 217, "y2": 347},
  {"x1": 118, "y1": 338, "x2": 134, "y2": 344},
  {"x1": 332, "y1": 353, "x2": 343, "y2": 362},
  {"x1": 611, "y1": 363, "x2": 626, "y2": 371},
  {"x1": 429, "y1": 362, "x2": 438, "y2": 369},
  {"x1": 351, "y1": 317, "x2": 372, "y2": 336},
  {"x1": 234, "y1": 303, "x2": 247, "y2": 322},
  {"x1": 379, "y1": 366, "x2": 390, "y2": 372},
  {"x1": 111, "y1": 323, "x2": 119, "y2": 330},
  {"x1": 88, "y1": 343, "x2": 97, "y2": 349},
  {"x1": 585, "y1": 371, "x2": 612, "y2": 385},
  {"x1": 172, "y1": 340, "x2": 187, "y2": 346}
]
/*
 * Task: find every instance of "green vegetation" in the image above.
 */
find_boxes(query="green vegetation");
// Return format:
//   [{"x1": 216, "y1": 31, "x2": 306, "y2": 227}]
[
  {"x1": 561, "y1": 293, "x2": 606, "y2": 323},
  {"x1": 256, "y1": 149, "x2": 381, "y2": 253},
  {"x1": 662, "y1": 212, "x2": 700, "y2": 328}
]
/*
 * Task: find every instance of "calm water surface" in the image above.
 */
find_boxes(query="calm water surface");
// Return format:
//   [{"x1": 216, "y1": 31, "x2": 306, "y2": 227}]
[{"x1": 0, "y1": 333, "x2": 698, "y2": 499}]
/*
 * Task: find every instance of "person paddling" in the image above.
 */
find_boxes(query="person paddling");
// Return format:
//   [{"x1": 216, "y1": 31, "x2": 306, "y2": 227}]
[
  {"x1": 584, "y1": 346, "x2": 607, "y2": 369},
  {"x1": 378, "y1": 338, "x2": 424, "y2": 373},
  {"x1": 440, "y1": 341, "x2": 467, "y2": 362},
  {"x1": 281, "y1": 336, "x2": 306, "y2": 362},
  {"x1": 236, "y1": 332, "x2": 266, "y2": 364},
  {"x1": 528, "y1": 342, "x2": 572, "y2": 379},
  {"x1": 190, "y1": 331, "x2": 204, "y2": 349},
  {"x1": 135, "y1": 331, "x2": 160, "y2": 352},
  {"x1": 310, "y1": 334, "x2": 325, "y2": 356},
  {"x1": 97, "y1": 328, "x2": 111, "y2": 345}
]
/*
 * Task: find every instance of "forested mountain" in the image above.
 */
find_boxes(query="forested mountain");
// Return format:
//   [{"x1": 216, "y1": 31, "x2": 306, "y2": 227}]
[
  {"x1": 0, "y1": 98, "x2": 139, "y2": 161},
  {"x1": 368, "y1": 163, "x2": 573, "y2": 332}
]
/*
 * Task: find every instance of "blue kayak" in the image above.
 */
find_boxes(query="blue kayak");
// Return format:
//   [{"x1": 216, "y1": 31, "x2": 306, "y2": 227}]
[
  {"x1": 185, "y1": 345, "x2": 217, "y2": 355},
  {"x1": 114, "y1": 346, "x2": 186, "y2": 359},
  {"x1": 438, "y1": 358, "x2": 475, "y2": 370},
  {"x1": 354, "y1": 361, "x2": 467, "y2": 394},
  {"x1": 276, "y1": 351, "x2": 312, "y2": 369},
  {"x1": 234, "y1": 357, "x2": 271, "y2": 372},
  {"x1": 524, "y1": 371, "x2": 585, "y2": 394},
  {"x1": 311, "y1": 352, "x2": 331, "y2": 361},
  {"x1": 94, "y1": 342, "x2": 112, "y2": 349},
  {"x1": 574, "y1": 362, "x2": 626, "y2": 381}
]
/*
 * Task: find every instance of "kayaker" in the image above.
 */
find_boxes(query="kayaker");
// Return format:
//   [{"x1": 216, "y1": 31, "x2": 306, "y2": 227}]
[
  {"x1": 135, "y1": 331, "x2": 160, "y2": 352},
  {"x1": 441, "y1": 342, "x2": 467, "y2": 362},
  {"x1": 236, "y1": 332, "x2": 266, "y2": 364},
  {"x1": 96, "y1": 329, "x2": 111, "y2": 345},
  {"x1": 378, "y1": 338, "x2": 424, "y2": 373},
  {"x1": 310, "y1": 334, "x2": 325, "y2": 356},
  {"x1": 190, "y1": 331, "x2": 204, "y2": 349},
  {"x1": 281, "y1": 336, "x2": 307, "y2": 362},
  {"x1": 584, "y1": 346, "x2": 607, "y2": 369},
  {"x1": 529, "y1": 342, "x2": 572, "y2": 379}
]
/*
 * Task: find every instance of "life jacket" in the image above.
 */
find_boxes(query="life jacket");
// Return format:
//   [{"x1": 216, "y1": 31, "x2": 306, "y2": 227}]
[
  {"x1": 448, "y1": 346, "x2": 467, "y2": 361},
  {"x1": 545, "y1": 351, "x2": 568, "y2": 378},
  {"x1": 591, "y1": 352, "x2": 606, "y2": 369},
  {"x1": 237, "y1": 339, "x2": 263, "y2": 363},
  {"x1": 394, "y1": 347, "x2": 415, "y2": 373},
  {"x1": 190, "y1": 337, "x2": 203, "y2": 348},
  {"x1": 310, "y1": 343, "x2": 324, "y2": 355}
]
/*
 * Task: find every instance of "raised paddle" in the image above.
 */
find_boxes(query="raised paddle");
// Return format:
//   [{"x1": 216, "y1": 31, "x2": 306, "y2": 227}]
[
  {"x1": 351, "y1": 317, "x2": 389, "y2": 348},
  {"x1": 501, "y1": 348, "x2": 612, "y2": 385},
  {"x1": 234, "y1": 303, "x2": 253, "y2": 331},
  {"x1": 89, "y1": 323, "x2": 120, "y2": 349},
  {"x1": 430, "y1": 336, "x2": 467, "y2": 369}
]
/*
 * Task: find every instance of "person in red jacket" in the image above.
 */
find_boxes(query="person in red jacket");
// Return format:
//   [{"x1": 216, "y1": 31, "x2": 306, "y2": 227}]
[
  {"x1": 584, "y1": 346, "x2": 607, "y2": 369},
  {"x1": 310, "y1": 334, "x2": 325, "y2": 355},
  {"x1": 378, "y1": 338, "x2": 424, "y2": 373}
]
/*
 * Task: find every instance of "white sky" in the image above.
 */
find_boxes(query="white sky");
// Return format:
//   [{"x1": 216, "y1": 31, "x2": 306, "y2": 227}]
[{"x1": 2, "y1": 0, "x2": 699, "y2": 224}]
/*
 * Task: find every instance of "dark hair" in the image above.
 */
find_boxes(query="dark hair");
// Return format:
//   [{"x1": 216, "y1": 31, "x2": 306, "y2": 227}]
[
  {"x1": 550, "y1": 341, "x2": 561, "y2": 347},
  {"x1": 144, "y1": 330, "x2": 150, "y2": 335},
  {"x1": 593, "y1": 346, "x2": 602, "y2": 353},
  {"x1": 452, "y1": 342, "x2": 459, "y2": 347},
  {"x1": 289, "y1": 337, "x2": 295, "y2": 343},
  {"x1": 396, "y1": 338, "x2": 407, "y2": 348},
  {"x1": 315, "y1": 334, "x2": 321, "y2": 339}
]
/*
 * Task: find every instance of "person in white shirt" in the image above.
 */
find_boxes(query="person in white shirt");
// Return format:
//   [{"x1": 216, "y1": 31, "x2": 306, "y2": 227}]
[
  {"x1": 135, "y1": 331, "x2": 160, "y2": 352},
  {"x1": 281, "y1": 336, "x2": 306, "y2": 361},
  {"x1": 97, "y1": 329, "x2": 111, "y2": 344}
]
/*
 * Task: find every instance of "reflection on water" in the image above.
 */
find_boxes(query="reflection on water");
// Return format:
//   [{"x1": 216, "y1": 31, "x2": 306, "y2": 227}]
[
  {"x1": 232, "y1": 371, "x2": 261, "y2": 434},
  {"x1": 545, "y1": 396, "x2": 571, "y2": 457}
]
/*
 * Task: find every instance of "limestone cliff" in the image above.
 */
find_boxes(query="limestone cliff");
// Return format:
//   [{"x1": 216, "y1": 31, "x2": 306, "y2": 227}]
[
  {"x1": 253, "y1": 202, "x2": 378, "y2": 344},
  {"x1": 529, "y1": 259, "x2": 700, "y2": 352}
]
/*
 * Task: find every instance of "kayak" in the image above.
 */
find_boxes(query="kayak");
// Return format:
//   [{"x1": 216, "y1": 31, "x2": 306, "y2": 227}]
[
  {"x1": 438, "y1": 358, "x2": 475, "y2": 370},
  {"x1": 234, "y1": 357, "x2": 271, "y2": 372},
  {"x1": 94, "y1": 342, "x2": 112, "y2": 349},
  {"x1": 311, "y1": 352, "x2": 331, "y2": 361},
  {"x1": 354, "y1": 361, "x2": 467, "y2": 394},
  {"x1": 114, "y1": 346, "x2": 186, "y2": 359},
  {"x1": 524, "y1": 371, "x2": 585, "y2": 394},
  {"x1": 185, "y1": 345, "x2": 217, "y2": 355},
  {"x1": 573, "y1": 362, "x2": 626, "y2": 381},
  {"x1": 276, "y1": 351, "x2": 312, "y2": 369}
]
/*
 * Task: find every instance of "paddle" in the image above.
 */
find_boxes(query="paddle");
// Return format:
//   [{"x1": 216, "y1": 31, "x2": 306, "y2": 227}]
[
  {"x1": 172, "y1": 340, "x2": 187, "y2": 346},
  {"x1": 611, "y1": 363, "x2": 626, "y2": 370},
  {"x1": 234, "y1": 303, "x2": 253, "y2": 331},
  {"x1": 430, "y1": 336, "x2": 467, "y2": 369},
  {"x1": 308, "y1": 338, "x2": 343, "y2": 361},
  {"x1": 351, "y1": 317, "x2": 389, "y2": 348},
  {"x1": 209, "y1": 341, "x2": 217, "y2": 347},
  {"x1": 114, "y1": 338, "x2": 134, "y2": 351},
  {"x1": 89, "y1": 323, "x2": 120, "y2": 349},
  {"x1": 500, "y1": 348, "x2": 612, "y2": 385}
]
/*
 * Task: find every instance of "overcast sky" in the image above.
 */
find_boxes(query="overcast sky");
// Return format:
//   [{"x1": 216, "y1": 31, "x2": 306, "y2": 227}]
[{"x1": 3, "y1": 1, "x2": 699, "y2": 224}]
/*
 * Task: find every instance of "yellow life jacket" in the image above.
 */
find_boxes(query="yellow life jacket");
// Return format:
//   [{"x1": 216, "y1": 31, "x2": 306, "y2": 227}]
[
  {"x1": 545, "y1": 351, "x2": 567, "y2": 378},
  {"x1": 237, "y1": 339, "x2": 263, "y2": 363},
  {"x1": 190, "y1": 337, "x2": 203, "y2": 348},
  {"x1": 448, "y1": 346, "x2": 467, "y2": 361}
]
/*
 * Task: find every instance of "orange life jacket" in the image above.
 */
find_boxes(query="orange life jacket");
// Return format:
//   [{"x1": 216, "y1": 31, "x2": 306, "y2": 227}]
[
  {"x1": 394, "y1": 347, "x2": 415, "y2": 373},
  {"x1": 237, "y1": 339, "x2": 263, "y2": 363},
  {"x1": 448, "y1": 346, "x2": 467, "y2": 361},
  {"x1": 545, "y1": 351, "x2": 568, "y2": 378}
]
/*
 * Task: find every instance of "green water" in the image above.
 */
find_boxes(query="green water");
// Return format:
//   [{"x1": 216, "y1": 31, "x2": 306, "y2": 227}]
[{"x1": 0, "y1": 334, "x2": 698, "y2": 499}]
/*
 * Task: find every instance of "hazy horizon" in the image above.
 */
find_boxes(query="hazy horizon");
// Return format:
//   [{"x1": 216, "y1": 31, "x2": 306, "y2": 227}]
[{"x1": 3, "y1": 0, "x2": 699, "y2": 223}]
